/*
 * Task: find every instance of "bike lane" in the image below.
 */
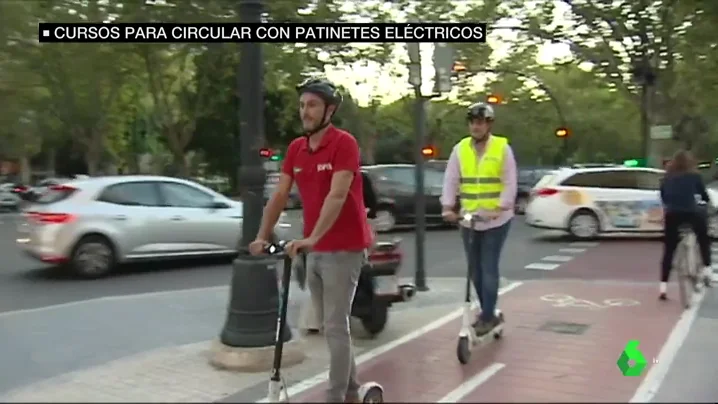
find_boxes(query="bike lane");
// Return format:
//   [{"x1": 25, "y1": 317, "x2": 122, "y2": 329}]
[
  {"x1": 284, "y1": 242, "x2": 690, "y2": 403},
  {"x1": 288, "y1": 284, "x2": 683, "y2": 402}
]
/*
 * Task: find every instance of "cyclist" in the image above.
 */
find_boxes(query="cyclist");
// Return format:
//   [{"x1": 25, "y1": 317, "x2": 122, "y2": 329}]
[
  {"x1": 440, "y1": 102, "x2": 517, "y2": 336},
  {"x1": 249, "y1": 77, "x2": 371, "y2": 403},
  {"x1": 659, "y1": 149, "x2": 713, "y2": 300}
]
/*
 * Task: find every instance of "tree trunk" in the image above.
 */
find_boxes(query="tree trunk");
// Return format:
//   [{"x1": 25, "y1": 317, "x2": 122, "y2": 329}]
[
  {"x1": 19, "y1": 156, "x2": 31, "y2": 184},
  {"x1": 363, "y1": 132, "x2": 377, "y2": 165},
  {"x1": 172, "y1": 151, "x2": 189, "y2": 178},
  {"x1": 45, "y1": 151, "x2": 56, "y2": 176}
]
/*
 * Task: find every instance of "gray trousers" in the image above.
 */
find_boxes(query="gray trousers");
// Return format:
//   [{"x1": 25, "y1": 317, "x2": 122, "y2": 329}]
[{"x1": 306, "y1": 250, "x2": 365, "y2": 402}]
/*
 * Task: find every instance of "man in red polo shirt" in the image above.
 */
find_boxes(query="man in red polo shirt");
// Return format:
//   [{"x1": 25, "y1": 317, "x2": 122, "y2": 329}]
[{"x1": 250, "y1": 78, "x2": 372, "y2": 403}]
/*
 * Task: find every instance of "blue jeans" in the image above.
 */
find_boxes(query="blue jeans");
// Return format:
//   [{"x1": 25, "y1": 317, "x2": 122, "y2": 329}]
[{"x1": 461, "y1": 219, "x2": 511, "y2": 322}]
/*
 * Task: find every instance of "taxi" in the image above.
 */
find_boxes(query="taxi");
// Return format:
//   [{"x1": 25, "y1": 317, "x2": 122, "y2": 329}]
[{"x1": 525, "y1": 166, "x2": 718, "y2": 240}]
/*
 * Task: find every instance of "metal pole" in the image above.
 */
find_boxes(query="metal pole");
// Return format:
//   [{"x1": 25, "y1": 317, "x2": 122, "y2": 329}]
[
  {"x1": 414, "y1": 88, "x2": 429, "y2": 292},
  {"x1": 219, "y1": 0, "x2": 291, "y2": 348},
  {"x1": 640, "y1": 82, "x2": 650, "y2": 162}
]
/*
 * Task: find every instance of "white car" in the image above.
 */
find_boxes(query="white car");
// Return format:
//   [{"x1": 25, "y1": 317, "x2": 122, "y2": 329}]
[{"x1": 525, "y1": 166, "x2": 718, "y2": 240}]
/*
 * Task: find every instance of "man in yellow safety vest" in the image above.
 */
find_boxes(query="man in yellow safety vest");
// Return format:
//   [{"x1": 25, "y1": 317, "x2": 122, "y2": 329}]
[{"x1": 440, "y1": 102, "x2": 518, "y2": 336}]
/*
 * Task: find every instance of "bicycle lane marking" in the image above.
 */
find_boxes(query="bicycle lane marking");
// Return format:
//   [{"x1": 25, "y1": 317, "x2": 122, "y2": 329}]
[
  {"x1": 257, "y1": 281, "x2": 524, "y2": 403},
  {"x1": 456, "y1": 280, "x2": 689, "y2": 402},
  {"x1": 437, "y1": 363, "x2": 506, "y2": 403}
]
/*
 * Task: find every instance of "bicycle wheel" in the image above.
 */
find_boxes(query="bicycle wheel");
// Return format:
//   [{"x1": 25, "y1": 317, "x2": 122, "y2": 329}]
[
  {"x1": 676, "y1": 243, "x2": 691, "y2": 309},
  {"x1": 678, "y1": 242, "x2": 694, "y2": 309},
  {"x1": 688, "y1": 239, "x2": 702, "y2": 292}
]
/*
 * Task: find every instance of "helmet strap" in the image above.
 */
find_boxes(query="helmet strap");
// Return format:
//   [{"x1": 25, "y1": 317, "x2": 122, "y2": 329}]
[{"x1": 303, "y1": 103, "x2": 335, "y2": 138}]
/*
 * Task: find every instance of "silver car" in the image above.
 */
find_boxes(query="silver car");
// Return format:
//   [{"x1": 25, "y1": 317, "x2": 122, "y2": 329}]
[
  {"x1": 16, "y1": 175, "x2": 293, "y2": 278},
  {"x1": 0, "y1": 183, "x2": 21, "y2": 211}
]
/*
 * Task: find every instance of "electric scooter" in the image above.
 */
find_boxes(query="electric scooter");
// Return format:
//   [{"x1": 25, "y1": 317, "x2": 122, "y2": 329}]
[
  {"x1": 456, "y1": 213, "x2": 505, "y2": 365},
  {"x1": 264, "y1": 240, "x2": 385, "y2": 403}
]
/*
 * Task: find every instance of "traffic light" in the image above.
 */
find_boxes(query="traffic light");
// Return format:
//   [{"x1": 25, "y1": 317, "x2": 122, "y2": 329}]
[
  {"x1": 555, "y1": 127, "x2": 569, "y2": 138},
  {"x1": 452, "y1": 61, "x2": 467, "y2": 73},
  {"x1": 269, "y1": 149, "x2": 282, "y2": 161},
  {"x1": 421, "y1": 145, "x2": 436, "y2": 157},
  {"x1": 623, "y1": 158, "x2": 646, "y2": 167},
  {"x1": 259, "y1": 148, "x2": 273, "y2": 158},
  {"x1": 486, "y1": 94, "x2": 501, "y2": 104}
]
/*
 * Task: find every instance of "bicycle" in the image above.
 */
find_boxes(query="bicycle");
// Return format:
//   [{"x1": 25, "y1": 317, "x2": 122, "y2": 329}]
[
  {"x1": 675, "y1": 224, "x2": 702, "y2": 309},
  {"x1": 674, "y1": 199, "x2": 714, "y2": 308}
]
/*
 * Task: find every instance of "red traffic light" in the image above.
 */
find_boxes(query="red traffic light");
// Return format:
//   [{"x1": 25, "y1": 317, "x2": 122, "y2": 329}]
[
  {"x1": 259, "y1": 148, "x2": 273, "y2": 158},
  {"x1": 421, "y1": 146, "x2": 436, "y2": 157},
  {"x1": 555, "y1": 127, "x2": 569, "y2": 138}
]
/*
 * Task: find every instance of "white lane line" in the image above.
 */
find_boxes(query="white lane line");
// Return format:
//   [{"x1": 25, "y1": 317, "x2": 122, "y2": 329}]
[
  {"x1": 630, "y1": 289, "x2": 706, "y2": 402},
  {"x1": 569, "y1": 242, "x2": 600, "y2": 248},
  {"x1": 0, "y1": 285, "x2": 229, "y2": 318},
  {"x1": 525, "y1": 262, "x2": 560, "y2": 271},
  {"x1": 559, "y1": 248, "x2": 587, "y2": 254},
  {"x1": 257, "y1": 282, "x2": 524, "y2": 403},
  {"x1": 437, "y1": 362, "x2": 506, "y2": 403},
  {"x1": 540, "y1": 255, "x2": 574, "y2": 262}
]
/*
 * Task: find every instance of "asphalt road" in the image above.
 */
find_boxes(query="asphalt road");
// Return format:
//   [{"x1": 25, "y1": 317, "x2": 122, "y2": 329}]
[{"x1": 0, "y1": 211, "x2": 571, "y2": 313}]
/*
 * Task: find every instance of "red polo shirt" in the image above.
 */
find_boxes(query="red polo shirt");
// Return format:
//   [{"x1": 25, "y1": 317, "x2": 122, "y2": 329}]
[{"x1": 282, "y1": 126, "x2": 372, "y2": 252}]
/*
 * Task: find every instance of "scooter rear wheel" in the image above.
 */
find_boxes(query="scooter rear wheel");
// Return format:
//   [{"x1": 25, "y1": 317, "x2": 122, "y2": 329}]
[
  {"x1": 362, "y1": 386, "x2": 384, "y2": 403},
  {"x1": 457, "y1": 336, "x2": 471, "y2": 364}
]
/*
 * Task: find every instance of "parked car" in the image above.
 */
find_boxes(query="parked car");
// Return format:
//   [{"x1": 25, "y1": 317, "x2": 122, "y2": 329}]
[
  {"x1": 525, "y1": 166, "x2": 718, "y2": 240},
  {"x1": 16, "y1": 175, "x2": 293, "y2": 278},
  {"x1": 516, "y1": 167, "x2": 556, "y2": 214},
  {"x1": 23, "y1": 177, "x2": 73, "y2": 202},
  {"x1": 361, "y1": 164, "x2": 446, "y2": 232},
  {"x1": 0, "y1": 183, "x2": 22, "y2": 212}
]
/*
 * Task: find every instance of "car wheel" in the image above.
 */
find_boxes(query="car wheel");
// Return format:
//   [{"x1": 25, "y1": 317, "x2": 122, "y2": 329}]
[
  {"x1": 515, "y1": 196, "x2": 529, "y2": 215},
  {"x1": 567, "y1": 210, "x2": 600, "y2": 240},
  {"x1": 708, "y1": 214, "x2": 718, "y2": 240},
  {"x1": 374, "y1": 209, "x2": 396, "y2": 233},
  {"x1": 70, "y1": 235, "x2": 116, "y2": 279}
]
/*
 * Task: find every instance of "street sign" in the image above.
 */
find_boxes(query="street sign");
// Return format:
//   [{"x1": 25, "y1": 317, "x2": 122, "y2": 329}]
[
  {"x1": 650, "y1": 125, "x2": 672, "y2": 140},
  {"x1": 432, "y1": 43, "x2": 453, "y2": 93},
  {"x1": 407, "y1": 43, "x2": 422, "y2": 87},
  {"x1": 263, "y1": 161, "x2": 279, "y2": 172}
]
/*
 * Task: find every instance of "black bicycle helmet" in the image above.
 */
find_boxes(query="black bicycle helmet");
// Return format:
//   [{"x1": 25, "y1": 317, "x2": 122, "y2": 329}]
[
  {"x1": 296, "y1": 77, "x2": 343, "y2": 136},
  {"x1": 466, "y1": 102, "x2": 495, "y2": 121}
]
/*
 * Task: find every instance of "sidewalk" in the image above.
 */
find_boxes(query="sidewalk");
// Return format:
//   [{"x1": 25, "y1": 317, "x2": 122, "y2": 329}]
[{"x1": 283, "y1": 279, "x2": 699, "y2": 403}]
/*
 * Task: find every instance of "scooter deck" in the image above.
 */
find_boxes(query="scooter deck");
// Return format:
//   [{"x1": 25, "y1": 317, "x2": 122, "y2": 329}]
[{"x1": 471, "y1": 322, "x2": 504, "y2": 345}]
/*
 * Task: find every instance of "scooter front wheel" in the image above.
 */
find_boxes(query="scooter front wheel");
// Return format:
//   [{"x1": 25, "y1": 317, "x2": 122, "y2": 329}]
[
  {"x1": 457, "y1": 336, "x2": 471, "y2": 364},
  {"x1": 361, "y1": 386, "x2": 384, "y2": 403}
]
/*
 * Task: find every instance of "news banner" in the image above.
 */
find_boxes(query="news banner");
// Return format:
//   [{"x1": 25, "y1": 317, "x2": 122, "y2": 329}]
[{"x1": 38, "y1": 22, "x2": 487, "y2": 43}]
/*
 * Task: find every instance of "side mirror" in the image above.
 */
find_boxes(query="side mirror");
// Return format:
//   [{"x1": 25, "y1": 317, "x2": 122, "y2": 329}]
[{"x1": 209, "y1": 199, "x2": 230, "y2": 209}]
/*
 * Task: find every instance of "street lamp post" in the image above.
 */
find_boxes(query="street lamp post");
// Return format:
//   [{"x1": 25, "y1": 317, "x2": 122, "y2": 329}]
[
  {"x1": 407, "y1": 43, "x2": 429, "y2": 292},
  {"x1": 632, "y1": 57, "x2": 655, "y2": 163},
  {"x1": 216, "y1": 0, "x2": 292, "y2": 352}
]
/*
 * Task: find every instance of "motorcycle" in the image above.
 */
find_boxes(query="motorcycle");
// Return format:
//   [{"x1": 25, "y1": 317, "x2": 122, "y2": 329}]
[{"x1": 298, "y1": 238, "x2": 416, "y2": 336}]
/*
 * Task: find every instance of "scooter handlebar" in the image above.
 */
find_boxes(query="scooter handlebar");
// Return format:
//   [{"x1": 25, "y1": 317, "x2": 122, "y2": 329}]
[{"x1": 262, "y1": 240, "x2": 308, "y2": 256}]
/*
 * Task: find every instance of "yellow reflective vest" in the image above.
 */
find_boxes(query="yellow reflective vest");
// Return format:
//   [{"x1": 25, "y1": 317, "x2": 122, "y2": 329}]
[{"x1": 457, "y1": 135, "x2": 507, "y2": 212}]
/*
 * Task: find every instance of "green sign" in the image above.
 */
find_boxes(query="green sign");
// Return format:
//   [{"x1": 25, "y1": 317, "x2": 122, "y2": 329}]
[{"x1": 617, "y1": 340, "x2": 648, "y2": 376}]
